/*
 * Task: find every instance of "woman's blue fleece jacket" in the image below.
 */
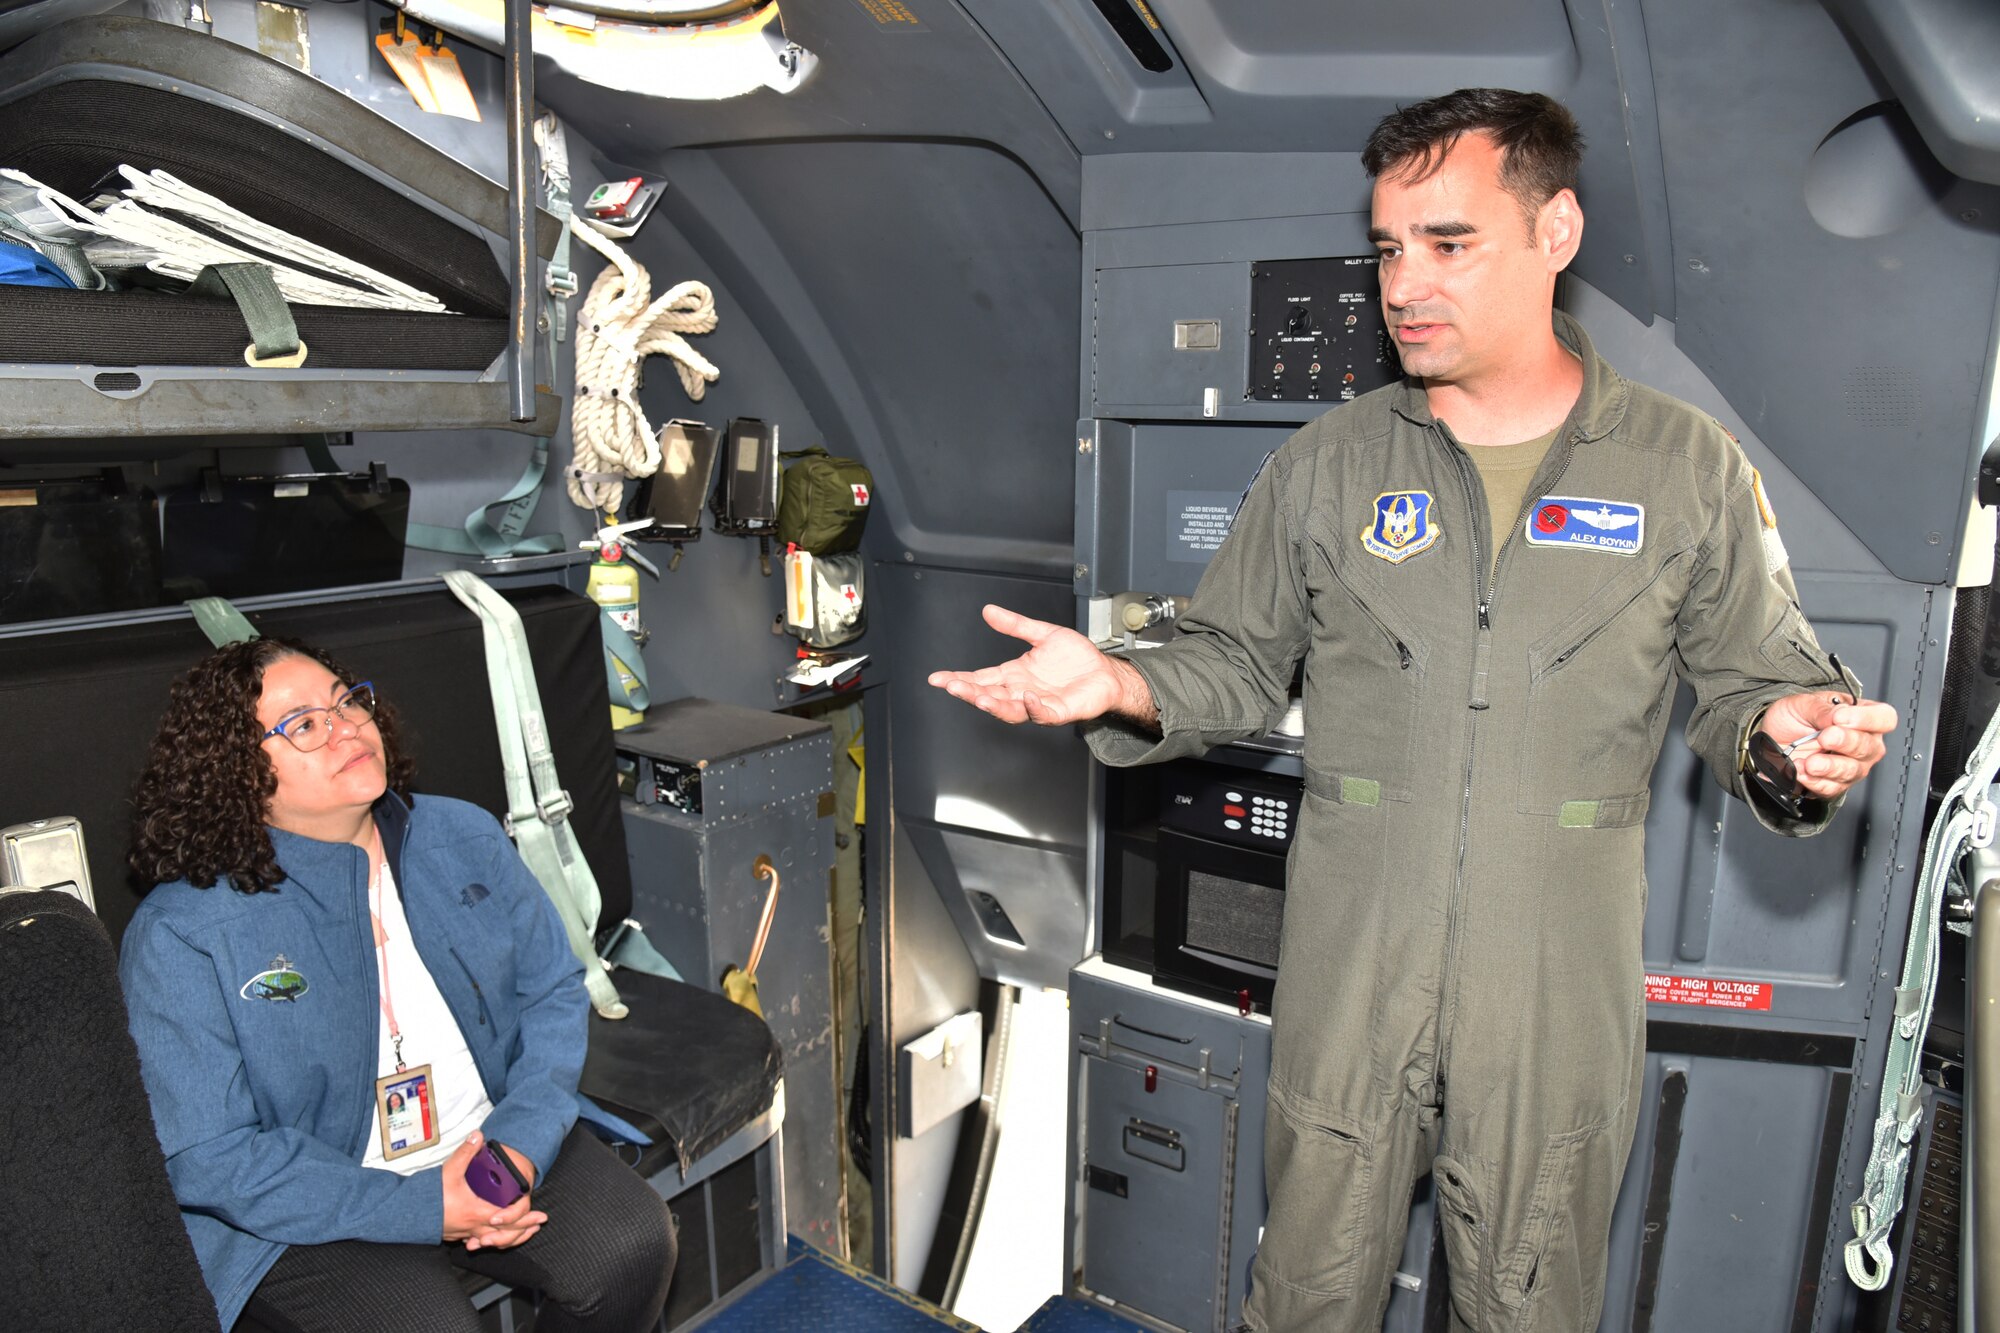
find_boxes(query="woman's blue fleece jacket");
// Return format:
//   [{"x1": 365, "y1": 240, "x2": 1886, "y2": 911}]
[{"x1": 119, "y1": 793, "x2": 590, "y2": 1328}]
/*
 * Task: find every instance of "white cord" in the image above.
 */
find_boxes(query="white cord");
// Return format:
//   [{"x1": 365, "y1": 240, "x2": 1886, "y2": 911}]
[{"x1": 566, "y1": 216, "x2": 720, "y2": 514}]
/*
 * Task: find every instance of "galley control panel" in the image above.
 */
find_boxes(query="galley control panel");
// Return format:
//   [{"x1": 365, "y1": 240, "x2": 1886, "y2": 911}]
[{"x1": 1246, "y1": 255, "x2": 1399, "y2": 403}]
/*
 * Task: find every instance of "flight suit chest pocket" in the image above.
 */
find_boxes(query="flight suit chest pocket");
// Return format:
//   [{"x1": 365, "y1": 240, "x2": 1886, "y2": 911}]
[
  {"x1": 1305, "y1": 535, "x2": 1427, "y2": 802},
  {"x1": 1516, "y1": 521, "x2": 1693, "y2": 816}
]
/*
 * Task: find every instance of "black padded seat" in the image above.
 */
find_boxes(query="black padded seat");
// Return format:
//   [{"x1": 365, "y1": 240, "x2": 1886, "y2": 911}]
[
  {"x1": 580, "y1": 970, "x2": 784, "y2": 1182},
  {"x1": 1, "y1": 890, "x2": 220, "y2": 1333}
]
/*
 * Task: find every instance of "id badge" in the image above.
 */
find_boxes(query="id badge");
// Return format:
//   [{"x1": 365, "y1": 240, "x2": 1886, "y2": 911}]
[{"x1": 375, "y1": 1065, "x2": 441, "y2": 1160}]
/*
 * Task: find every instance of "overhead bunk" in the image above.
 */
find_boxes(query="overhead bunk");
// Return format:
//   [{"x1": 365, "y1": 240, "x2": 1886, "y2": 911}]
[{"x1": 0, "y1": 14, "x2": 560, "y2": 440}]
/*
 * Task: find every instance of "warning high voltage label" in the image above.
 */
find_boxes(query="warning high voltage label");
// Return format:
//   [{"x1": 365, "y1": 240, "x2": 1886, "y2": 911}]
[{"x1": 1645, "y1": 973, "x2": 1773, "y2": 1011}]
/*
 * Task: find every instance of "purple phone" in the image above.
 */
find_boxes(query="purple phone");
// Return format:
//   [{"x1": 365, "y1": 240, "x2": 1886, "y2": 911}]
[{"x1": 465, "y1": 1141, "x2": 529, "y2": 1208}]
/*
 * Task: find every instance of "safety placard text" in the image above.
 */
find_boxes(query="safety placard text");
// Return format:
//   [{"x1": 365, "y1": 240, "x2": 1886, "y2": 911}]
[{"x1": 1644, "y1": 972, "x2": 1774, "y2": 1011}]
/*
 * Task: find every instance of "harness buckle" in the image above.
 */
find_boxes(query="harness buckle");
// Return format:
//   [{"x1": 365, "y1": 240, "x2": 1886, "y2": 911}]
[
  {"x1": 537, "y1": 789, "x2": 575, "y2": 824},
  {"x1": 547, "y1": 265, "x2": 579, "y2": 300},
  {"x1": 1972, "y1": 798, "x2": 1997, "y2": 849}
]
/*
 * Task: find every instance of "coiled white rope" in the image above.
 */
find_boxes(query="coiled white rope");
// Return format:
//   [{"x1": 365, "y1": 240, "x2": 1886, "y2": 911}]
[{"x1": 565, "y1": 216, "x2": 720, "y2": 514}]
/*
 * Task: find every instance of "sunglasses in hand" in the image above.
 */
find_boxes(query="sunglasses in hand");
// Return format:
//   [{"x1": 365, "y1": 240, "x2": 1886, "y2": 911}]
[{"x1": 1747, "y1": 727, "x2": 1825, "y2": 819}]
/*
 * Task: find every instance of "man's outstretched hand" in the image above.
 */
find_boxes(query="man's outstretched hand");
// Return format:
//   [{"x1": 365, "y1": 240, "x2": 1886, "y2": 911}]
[{"x1": 928, "y1": 604, "x2": 1156, "y2": 727}]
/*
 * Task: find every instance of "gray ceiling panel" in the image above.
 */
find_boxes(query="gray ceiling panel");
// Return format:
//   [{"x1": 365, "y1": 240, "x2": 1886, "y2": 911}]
[
  {"x1": 1646, "y1": 0, "x2": 2000, "y2": 584},
  {"x1": 1821, "y1": 0, "x2": 2000, "y2": 186},
  {"x1": 698, "y1": 139, "x2": 1081, "y2": 560}
]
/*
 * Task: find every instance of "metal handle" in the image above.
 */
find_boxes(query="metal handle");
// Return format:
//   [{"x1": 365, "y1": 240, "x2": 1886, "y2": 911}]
[
  {"x1": 1971, "y1": 878, "x2": 1998, "y2": 1333},
  {"x1": 503, "y1": 0, "x2": 537, "y2": 422}
]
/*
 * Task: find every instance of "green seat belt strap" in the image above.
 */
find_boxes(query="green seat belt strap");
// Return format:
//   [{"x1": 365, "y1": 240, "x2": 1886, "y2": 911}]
[
  {"x1": 189, "y1": 263, "x2": 302, "y2": 366},
  {"x1": 187, "y1": 596, "x2": 260, "y2": 646},
  {"x1": 405, "y1": 437, "x2": 566, "y2": 560},
  {"x1": 441, "y1": 570, "x2": 628, "y2": 1020},
  {"x1": 1844, "y1": 698, "x2": 2000, "y2": 1290},
  {"x1": 408, "y1": 118, "x2": 576, "y2": 563},
  {"x1": 534, "y1": 112, "x2": 577, "y2": 363}
]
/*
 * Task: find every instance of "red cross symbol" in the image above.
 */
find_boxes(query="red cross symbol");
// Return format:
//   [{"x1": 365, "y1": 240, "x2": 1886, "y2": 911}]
[{"x1": 851, "y1": 484, "x2": 870, "y2": 506}]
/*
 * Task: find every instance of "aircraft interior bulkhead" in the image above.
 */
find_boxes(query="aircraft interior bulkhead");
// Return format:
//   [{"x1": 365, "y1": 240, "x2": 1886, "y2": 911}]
[{"x1": 0, "y1": 1, "x2": 1995, "y2": 1331}]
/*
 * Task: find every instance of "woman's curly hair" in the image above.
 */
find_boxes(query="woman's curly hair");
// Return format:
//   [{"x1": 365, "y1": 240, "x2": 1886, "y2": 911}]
[{"x1": 129, "y1": 638, "x2": 416, "y2": 895}]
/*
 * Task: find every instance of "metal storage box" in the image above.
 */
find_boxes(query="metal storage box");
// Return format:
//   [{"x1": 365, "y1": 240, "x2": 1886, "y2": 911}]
[{"x1": 618, "y1": 699, "x2": 844, "y2": 1251}]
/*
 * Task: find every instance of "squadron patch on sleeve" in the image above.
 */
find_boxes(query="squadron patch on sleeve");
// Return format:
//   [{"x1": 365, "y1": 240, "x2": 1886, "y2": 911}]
[
  {"x1": 1750, "y1": 469, "x2": 1790, "y2": 574},
  {"x1": 1361, "y1": 490, "x2": 1440, "y2": 564},
  {"x1": 1750, "y1": 468, "x2": 1779, "y2": 530}
]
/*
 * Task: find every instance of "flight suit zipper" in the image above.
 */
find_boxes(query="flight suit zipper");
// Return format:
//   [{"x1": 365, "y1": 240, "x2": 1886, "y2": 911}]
[{"x1": 1432, "y1": 419, "x2": 1578, "y2": 1090}]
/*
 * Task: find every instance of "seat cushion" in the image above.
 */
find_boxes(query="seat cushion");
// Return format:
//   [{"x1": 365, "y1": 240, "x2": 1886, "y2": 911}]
[
  {"x1": 0, "y1": 890, "x2": 220, "y2": 1332},
  {"x1": 580, "y1": 970, "x2": 783, "y2": 1180}
]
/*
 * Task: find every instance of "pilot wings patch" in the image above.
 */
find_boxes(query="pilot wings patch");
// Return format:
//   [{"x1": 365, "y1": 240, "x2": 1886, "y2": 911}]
[{"x1": 1524, "y1": 496, "x2": 1644, "y2": 556}]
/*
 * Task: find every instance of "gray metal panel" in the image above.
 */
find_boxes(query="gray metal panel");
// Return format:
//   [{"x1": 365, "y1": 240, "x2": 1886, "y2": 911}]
[
  {"x1": 1642, "y1": 577, "x2": 1932, "y2": 1029},
  {"x1": 1087, "y1": 210, "x2": 1387, "y2": 425},
  {"x1": 1078, "y1": 420, "x2": 1298, "y2": 600},
  {"x1": 624, "y1": 803, "x2": 715, "y2": 988},
  {"x1": 1069, "y1": 965, "x2": 1271, "y2": 1333},
  {"x1": 1599, "y1": 1052, "x2": 1851, "y2": 1333},
  {"x1": 1646, "y1": 0, "x2": 2000, "y2": 583},
  {"x1": 1080, "y1": 1058, "x2": 1236, "y2": 1332},
  {"x1": 1093, "y1": 263, "x2": 1246, "y2": 410},
  {"x1": 904, "y1": 819, "x2": 1086, "y2": 992},
  {"x1": 619, "y1": 699, "x2": 831, "y2": 773},
  {"x1": 883, "y1": 816, "x2": 984, "y2": 1288},
  {"x1": 0, "y1": 374, "x2": 560, "y2": 441},
  {"x1": 874, "y1": 563, "x2": 1088, "y2": 851},
  {"x1": 1083, "y1": 152, "x2": 1369, "y2": 234},
  {"x1": 620, "y1": 772, "x2": 844, "y2": 1253}
]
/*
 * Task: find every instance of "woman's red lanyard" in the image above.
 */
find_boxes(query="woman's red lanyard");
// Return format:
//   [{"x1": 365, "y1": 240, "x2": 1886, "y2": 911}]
[{"x1": 368, "y1": 857, "x2": 408, "y2": 1073}]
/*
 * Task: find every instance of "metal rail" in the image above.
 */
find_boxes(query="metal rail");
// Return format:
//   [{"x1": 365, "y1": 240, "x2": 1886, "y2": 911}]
[
  {"x1": 503, "y1": 0, "x2": 536, "y2": 422},
  {"x1": 1973, "y1": 874, "x2": 1997, "y2": 1333}
]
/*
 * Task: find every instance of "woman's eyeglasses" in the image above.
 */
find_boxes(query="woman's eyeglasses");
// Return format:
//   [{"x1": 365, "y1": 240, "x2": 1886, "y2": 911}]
[{"x1": 262, "y1": 682, "x2": 378, "y2": 752}]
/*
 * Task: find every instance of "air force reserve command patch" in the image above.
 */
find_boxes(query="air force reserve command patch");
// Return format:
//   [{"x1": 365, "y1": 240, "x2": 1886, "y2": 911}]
[
  {"x1": 1524, "y1": 496, "x2": 1645, "y2": 556},
  {"x1": 1362, "y1": 490, "x2": 1440, "y2": 564}
]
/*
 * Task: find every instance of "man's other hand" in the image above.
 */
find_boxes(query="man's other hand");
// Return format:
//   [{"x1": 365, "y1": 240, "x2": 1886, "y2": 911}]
[
  {"x1": 1757, "y1": 691, "x2": 1899, "y2": 800},
  {"x1": 927, "y1": 604, "x2": 1157, "y2": 727}
]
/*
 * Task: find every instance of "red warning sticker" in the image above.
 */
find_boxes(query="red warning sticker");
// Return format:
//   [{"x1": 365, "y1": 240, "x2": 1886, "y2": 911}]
[{"x1": 1644, "y1": 973, "x2": 1774, "y2": 1011}]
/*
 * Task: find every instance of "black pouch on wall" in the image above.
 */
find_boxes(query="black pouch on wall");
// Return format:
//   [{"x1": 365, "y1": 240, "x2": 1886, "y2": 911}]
[
  {"x1": 160, "y1": 469, "x2": 409, "y2": 601},
  {"x1": 0, "y1": 478, "x2": 160, "y2": 625},
  {"x1": 631, "y1": 420, "x2": 724, "y2": 542},
  {"x1": 711, "y1": 418, "x2": 780, "y2": 535}
]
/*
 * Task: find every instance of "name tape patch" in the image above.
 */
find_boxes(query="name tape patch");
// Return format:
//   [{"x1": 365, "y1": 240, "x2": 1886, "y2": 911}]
[
  {"x1": 1524, "y1": 495, "x2": 1644, "y2": 556},
  {"x1": 1361, "y1": 490, "x2": 1440, "y2": 564}
]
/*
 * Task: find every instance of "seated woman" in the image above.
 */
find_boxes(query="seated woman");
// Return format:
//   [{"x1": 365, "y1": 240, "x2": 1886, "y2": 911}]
[{"x1": 119, "y1": 637, "x2": 676, "y2": 1333}]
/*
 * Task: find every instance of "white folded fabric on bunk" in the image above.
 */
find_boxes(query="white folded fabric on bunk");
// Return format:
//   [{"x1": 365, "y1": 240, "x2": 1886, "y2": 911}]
[{"x1": 0, "y1": 167, "x2": 450, "y2": 314}]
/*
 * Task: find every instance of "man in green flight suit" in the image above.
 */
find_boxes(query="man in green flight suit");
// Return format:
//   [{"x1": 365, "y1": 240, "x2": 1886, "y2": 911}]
[{"x1": 930, "y1": 89, "x2": 1899, "y2": 1332}]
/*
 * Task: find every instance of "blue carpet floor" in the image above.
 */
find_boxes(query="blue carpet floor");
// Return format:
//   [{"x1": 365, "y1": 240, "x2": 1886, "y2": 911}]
[
  {"x1": 692, "y1": 1240, "x2": 1159, "y2": 1332},
  {"x1": 1015, "y1": 1294, "x2": 1158, "y2": 1332},
  {"x1": 694, "y1": 1240, "x2": 981, "y2": 1331}
]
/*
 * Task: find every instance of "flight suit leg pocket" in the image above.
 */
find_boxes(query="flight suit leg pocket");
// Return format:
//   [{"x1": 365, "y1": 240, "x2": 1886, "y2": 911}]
[
  {"x1": 1257, "y1": 1083, "x2": 1373, "y2": 1301},
  {"x1": 1432, "y1": 1154, "x2": 1493, "y2": 1331},
  {"x1": 1500, "y1": 1123, "x2": 1626, "y2": 1332},
  {"x1": 1436, "y1": 1123, "x2": 1623, "y2": 1333}
]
